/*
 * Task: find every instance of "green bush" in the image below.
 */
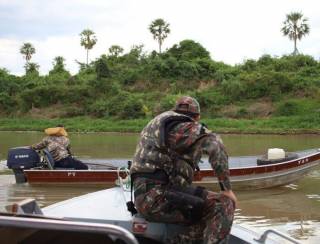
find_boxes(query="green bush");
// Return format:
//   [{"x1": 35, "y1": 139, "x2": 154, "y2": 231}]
[
  {"x1": 275, "y1": 101, "x2": 300, "y2": 116},
  {"x1": 97, "y1": 92, "x2": 145, "y2": 119},
  {"x1": 167, "y1": 40, "x2": 210, "y2": 61},
  {"x1": 257, "y1": 54, "x2": 274, "y2": 67},
  {"x1": 177, "y1": 61, "x2": 198, "y2": 80},
  {"x1": 121, "y1": 69, "x2": 139, "y2": 86},
  {"x1": 221, "y1": 79, "x2": 245, "y2": 100},
  {"x1": 95, "y1": 57, "x2": 110, "y2": 79},
  {"x1": 64, "y1": 106, "x2": 86, "y2": 117},
  {"x1": 236, "y1": 108, "x2": 248, "y2": 118},
  {"x1": 145, "y1": 56, "x2": 172, "y2": 80},
  {"x1": 158, "y1": 94, "x2": 181, "y2": 113},
  {"x1": 19, "y1": 86, "x2": 63, "y2": 109},
  {"x1": 195, "y1": 58, "x2": 217, "y2": 79},
  {"x1": 0, "y1": 92, "x2": 17, "y2": 112},
  {"x1": 89, "y1": 99, "x2": 109, "y2": 117},
  {"x1": 45, "y1": 72, "x2": 71, "y2": 84},
  {"x1": 118, "y1": 96, "x2": 145, "y2": 119},
  {"x1": 212, "y1": 66, "x2": 238, "y2": 83}
]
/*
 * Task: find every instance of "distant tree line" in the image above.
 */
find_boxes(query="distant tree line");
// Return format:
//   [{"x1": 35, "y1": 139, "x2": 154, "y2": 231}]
[
  {"x1": 1, "y1": 13, "x2": 318, "y2": 120},
  {"x1": 17, "y1": 13, "x2": 311, "y2": 76}
]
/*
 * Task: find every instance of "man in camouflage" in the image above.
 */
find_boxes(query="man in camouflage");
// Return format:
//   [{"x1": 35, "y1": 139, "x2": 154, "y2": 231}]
[
  {"x1": 130, "y1": 96, "x2": 236, "y2": 243},
  {"x1": 31, "y1": 125, "x2": 88, "y2": 169}
]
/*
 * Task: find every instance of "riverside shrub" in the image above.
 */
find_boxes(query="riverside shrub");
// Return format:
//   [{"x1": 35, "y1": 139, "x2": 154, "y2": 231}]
[{"x1": 275, "y1": 101, "x2": 300, "y2": 116}]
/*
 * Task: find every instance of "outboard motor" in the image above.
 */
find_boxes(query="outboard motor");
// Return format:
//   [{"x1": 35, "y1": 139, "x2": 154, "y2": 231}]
[{"x1": 7, "y1": 147, "x2": 40, "y2": 183}]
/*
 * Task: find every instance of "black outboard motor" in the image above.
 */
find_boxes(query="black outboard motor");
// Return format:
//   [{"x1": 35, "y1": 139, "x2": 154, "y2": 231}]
[{"x1": 7, "y1": 147, "x2": 41, "y2": 183}]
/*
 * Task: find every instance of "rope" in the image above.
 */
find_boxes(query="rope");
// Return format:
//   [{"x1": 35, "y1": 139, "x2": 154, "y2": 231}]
[{"x1": 116, "y1": 166, "x2": 131, "y2": 191}]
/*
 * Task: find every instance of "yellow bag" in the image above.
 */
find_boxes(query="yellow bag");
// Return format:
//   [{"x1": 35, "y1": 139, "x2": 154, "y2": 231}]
[{"x1": 44, "y1": 127, "x2": 68, "y2": 137}]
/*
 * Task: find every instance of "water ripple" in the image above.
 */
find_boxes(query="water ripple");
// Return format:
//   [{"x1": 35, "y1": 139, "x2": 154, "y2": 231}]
[{"x1": 306, "y1": 194, "x2": 320, "y2": 200}]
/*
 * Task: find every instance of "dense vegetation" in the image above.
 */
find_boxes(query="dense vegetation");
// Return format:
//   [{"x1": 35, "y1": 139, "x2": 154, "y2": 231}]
[{"x1": 1, "y1": 39, "x2": 320, "y2": 132}]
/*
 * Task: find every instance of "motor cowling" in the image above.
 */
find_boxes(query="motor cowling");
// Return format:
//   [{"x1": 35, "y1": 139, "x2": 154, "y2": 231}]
[{"x1": 7, "y1": 147, "x2": 40, "y2": 169}]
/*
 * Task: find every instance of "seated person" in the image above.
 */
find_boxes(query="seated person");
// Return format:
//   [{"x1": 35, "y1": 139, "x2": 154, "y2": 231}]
[{"x1": 31, "y1": 125, "x2": 88, "y2": 170}]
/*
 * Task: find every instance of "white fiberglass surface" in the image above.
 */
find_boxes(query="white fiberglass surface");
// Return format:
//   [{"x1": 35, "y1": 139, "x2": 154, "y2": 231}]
[{"x1": 43, "y1": 187, "x2": 132, "y2": 222}]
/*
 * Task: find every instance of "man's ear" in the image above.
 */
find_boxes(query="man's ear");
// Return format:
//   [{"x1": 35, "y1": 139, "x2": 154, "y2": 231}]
[{"x1": 194, "y1": 114, "x2": 200, "y2": 121}]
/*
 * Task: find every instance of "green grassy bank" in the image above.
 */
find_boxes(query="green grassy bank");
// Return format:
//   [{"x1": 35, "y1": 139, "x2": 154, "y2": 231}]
[{"x1": 0, "y1": 115, "x2": 319, "y2": 134}]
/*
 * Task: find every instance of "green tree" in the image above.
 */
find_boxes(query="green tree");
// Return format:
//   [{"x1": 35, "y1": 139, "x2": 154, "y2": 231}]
[
  {"x1": 47, "y1": 56, "x2": 71, "y2": 84},
  {"x1": 95, "y1": 56, "x2": 110, "y2": 80},
  {"x1": 281, "y1": 12, "x2": 310, "y2": 55},
  {"x1": 20, "y1": 42, "x2": 36, "y2": 65},
  {"x1": 108, "y1": 45, "x2": 124, "y2": 58},
  {"x1": 24, "y1": 62, "x2": 40, "y2": 76},
  {"x1": 149, "y1": 18, "x2": 170, "y2": 53},
  {"x1": 0, "y1": 68, "x2": 20, "y2": 96},
  {"x1": 23, "y1": 62, "x2": 41, "y2": 89},
  {"x1": 122, "y1": 45, "x2": 145, "y2": 66},
  {"x1": 49, "y1": 56, "x2": 69, "y2": 74},
  {"x1": 80, "y1": 29, "x2": 97, "y2": 65},
  {"x1": 167, "y1": 40, "x2": 211, "y2": 60}
]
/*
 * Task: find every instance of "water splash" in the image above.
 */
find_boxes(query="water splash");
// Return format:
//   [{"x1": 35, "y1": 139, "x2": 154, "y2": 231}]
[{"x1": 284, "y1": 184, "x2": 299, "y2": 190}]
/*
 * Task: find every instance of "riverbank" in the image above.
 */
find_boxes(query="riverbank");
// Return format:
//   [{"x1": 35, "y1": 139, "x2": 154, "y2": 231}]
[{"x1": 0, "y1": 115, "x2": 320, "y2": 134}]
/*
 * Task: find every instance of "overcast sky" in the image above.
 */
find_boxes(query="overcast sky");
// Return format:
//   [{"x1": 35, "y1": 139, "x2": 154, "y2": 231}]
[{"x1": 0, "y1": 0, "x2": 319, "y2": 75}]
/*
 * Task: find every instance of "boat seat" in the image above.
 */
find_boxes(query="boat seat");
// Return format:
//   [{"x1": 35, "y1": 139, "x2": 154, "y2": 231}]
[{"x1": 43, "y1": 149, "x2": 55, "y2": 170}]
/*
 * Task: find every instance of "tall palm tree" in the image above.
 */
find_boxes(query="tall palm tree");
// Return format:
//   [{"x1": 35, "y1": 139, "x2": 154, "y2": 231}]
[
  {"x1": 281, "y1": 12, "x2": 310, "y2": 55},
  {"x1": 80, "y1": 29, "x2": 97, "y2": 65},
  {"x1": 149, "y1": 18, "x2": 170, "y2": 53},
  {"x1": 20, "y1": 42, "x2": 36, "y2": 64}
]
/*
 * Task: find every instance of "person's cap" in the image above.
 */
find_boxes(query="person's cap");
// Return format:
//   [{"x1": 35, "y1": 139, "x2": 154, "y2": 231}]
[{"x1": 174, "y1": 96, "x2": 200, "y2": 115}]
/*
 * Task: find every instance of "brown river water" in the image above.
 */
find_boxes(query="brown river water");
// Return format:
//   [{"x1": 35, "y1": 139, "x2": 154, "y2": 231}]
[{"x1": 0, "y1": 131, "x2": 319, "y2": 243}]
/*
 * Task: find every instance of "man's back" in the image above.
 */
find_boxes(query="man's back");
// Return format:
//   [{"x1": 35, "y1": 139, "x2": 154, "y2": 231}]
[
  {"x1": 32, "y1": 135, "x2": 70, "y2": 162},
  {"x1": 130, "y1": 96, "x2": 236, "y2": 243}
]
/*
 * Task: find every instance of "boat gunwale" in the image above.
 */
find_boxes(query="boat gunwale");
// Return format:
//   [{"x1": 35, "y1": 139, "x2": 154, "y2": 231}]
[
  {"x1": 197, "y1": 160, "x2": 320, "y2": 183},
  {"x1": 22, "y1": 149, "x2": 320, "y2": 187},
  {"x1": 23, "y1": 150, "x2": 320, "y2": 173},
  {"x1": 202, "y1": 150, "x2": 320, "y2": 171},
  {"x1": 23, "y1": 150, "x2": 320, "y2": 175}
]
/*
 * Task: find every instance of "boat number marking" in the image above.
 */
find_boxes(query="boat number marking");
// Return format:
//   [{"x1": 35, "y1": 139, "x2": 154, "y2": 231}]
[
  {"x1": 15, "y1": 155, "x2": 29, "y2": 159},
  {"x1": 67, "y1": 172, "x2": 76, "y2": 177},
  {"x1": 298, "y1": 158, "x2": 309, "y2": 165}
]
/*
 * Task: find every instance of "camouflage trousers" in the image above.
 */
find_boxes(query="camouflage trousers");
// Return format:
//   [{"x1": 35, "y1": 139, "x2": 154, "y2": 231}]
[{"x1": 134, "y1": 178, "x2": 235, "y2": 244}]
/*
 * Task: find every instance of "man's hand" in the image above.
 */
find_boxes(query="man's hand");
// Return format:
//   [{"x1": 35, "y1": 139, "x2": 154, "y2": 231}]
[{"x1": 222, "y1": 190, "x2": 237, "y2": 207}]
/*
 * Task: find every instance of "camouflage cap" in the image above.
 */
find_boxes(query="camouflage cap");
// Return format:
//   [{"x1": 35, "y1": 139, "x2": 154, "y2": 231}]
[{"x1": 174, "y1": 96, "x2": 200, "y2": 115}]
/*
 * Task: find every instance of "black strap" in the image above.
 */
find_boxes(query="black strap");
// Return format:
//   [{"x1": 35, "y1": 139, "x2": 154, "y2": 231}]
[
  {"x1": 126, "y1": 176, "x2": 137, "y2": 216},
  {"x1": 131, "y1": 170, "x2": 168, "y2": 183},
  {"x1": 126, "y1": 160, "x2": 137, "y2": 215}
]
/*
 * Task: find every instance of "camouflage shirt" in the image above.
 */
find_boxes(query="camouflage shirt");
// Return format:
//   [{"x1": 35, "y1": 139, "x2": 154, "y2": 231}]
[
  {"x1": 167, "y1": 121, "x2": 231, "y2": 190},
  {"x1": 131, "y1": 110, "x2": 232, "y2": 191},
  {"x1": 32, "y1": 136, "x2": 71, "y2": 162}
]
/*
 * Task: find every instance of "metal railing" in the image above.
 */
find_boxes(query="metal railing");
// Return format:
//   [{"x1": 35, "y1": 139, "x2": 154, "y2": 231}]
[
  {"x1": 0, "y1": 215, "x2": 139, "y2": 244},
  {"x1": 255, "y1": 229, "x2": 301, "y2": 244}
]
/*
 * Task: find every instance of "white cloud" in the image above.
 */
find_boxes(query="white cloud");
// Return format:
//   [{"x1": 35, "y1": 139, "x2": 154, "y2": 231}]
[
  {"x1": 0, "y1": 38, "x2": 24, "y2": 75},
  {"x1": 0, "y1": 0, "x2": 319, "y2": 75}
]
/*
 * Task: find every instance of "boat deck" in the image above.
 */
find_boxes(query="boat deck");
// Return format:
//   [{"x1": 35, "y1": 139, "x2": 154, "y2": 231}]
[{"x1": 42, "y1": 187, "x2": 295, "y2": 244}]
